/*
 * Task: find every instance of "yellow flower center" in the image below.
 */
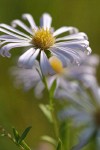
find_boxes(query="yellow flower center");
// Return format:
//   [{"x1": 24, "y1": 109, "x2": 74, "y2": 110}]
[
  {"x1": 49, "y1": 56, "x2": 64, "y2": 73},
  {"x1": 32, "y1": 28, "x2": 55, "y2": 50}
]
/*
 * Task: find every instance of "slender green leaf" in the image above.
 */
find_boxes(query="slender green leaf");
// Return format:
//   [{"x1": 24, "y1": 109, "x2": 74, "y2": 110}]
[
  {"x1": 18, "y1": 126, "x2": 32, "y2": 144},
  {"x1": 56, "y1": 139, "x2": 62, "y2": 150},
  {"x1": 39, "y1": 104, "x2": 53, "y2": 123},
  {"x1": 50, "y1": 79, "x2": 56, "y2": 99},
  {"x1": 41, "y1": 135, "x2": 57, "y2": 146},
  {"x1": 13, "y1": 128, "x2": 20, "y2": 143}
]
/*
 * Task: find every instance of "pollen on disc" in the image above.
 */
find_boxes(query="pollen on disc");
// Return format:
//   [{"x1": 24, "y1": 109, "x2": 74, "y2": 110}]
[{"x1": 32, "y1": 28, "x2": 55, "y2": 50}]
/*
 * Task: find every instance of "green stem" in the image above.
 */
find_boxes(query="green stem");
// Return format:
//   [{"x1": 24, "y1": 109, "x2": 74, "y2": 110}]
[
  {"x1": 50, "y1": 99, "x2": 59, "y2": 139},
  {"x1": 21, "y1": 141, "x2": 31, "y2": 150},
  {"x1": 43, "y1": 77, "x2": 59, "y2": 139},
  {"x1": 0, "y1": 126, "x2": 31, "y2": 150},
  {"x1": 66, "y1": 123, "x2": 70, "y2": 150}
]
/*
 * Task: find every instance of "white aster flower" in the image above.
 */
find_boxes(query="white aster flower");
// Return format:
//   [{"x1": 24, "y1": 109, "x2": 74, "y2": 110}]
[
  {"x1": 11, "y1": 61, "x2": 44, "y2": 98},
  {"x1": 65, "y1": 54, "x2": 99, "y2": 87},
  {"x1": 11, "y1": 54, "x2": 99, "y2": 99},
  {"x1": 0, "y1": 13, "x2": 91, "y2": 75},
  {"x1": 59, "y1": 83, "x2": 100, "y2": 150},
  {"x1": 56, "y1": 55, "x2": 100, "y2": 149},
  {"x1": 47, "y1": 54, "x2": 99, "y2": 91},
  {"x1": 54, "y1": 54, "x2": 99, "y2": 103}
]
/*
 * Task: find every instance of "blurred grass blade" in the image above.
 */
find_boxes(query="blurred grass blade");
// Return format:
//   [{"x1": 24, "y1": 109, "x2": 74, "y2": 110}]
[
  {"x1": 39, "y1": 104, "x2": 53, "y2": 123},
  {"x1": 56, "y1": 139, "x2": 62, "y2": 150},
  {"x1": 41, "y1": 135, "x2": 57, "y2": 146}
]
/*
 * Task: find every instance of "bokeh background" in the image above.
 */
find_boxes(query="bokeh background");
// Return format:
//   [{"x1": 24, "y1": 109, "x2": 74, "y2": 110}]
[{"x1": 0, "y1": 0, "x2": 100, "y2": 150}]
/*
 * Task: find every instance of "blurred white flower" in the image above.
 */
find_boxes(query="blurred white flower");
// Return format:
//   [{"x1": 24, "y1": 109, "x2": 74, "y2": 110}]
[
  {"x1": 65, "y1": 54, "x2": 99, "y2": 87},
  {"x1": 0, "y1": 13, "x2": 91, "y2": 75},
  {"x1": 48, "y1": 54, "x2": 99, "y2": 91},
  {"x1": 55, "y1": 54, "x2": 99, "y2": 102},
  {"x1": 59, "y1": 84, "x2": 100, "y2": 149},
  {"x1": 11, "y1": 61, "x2": 44, "y2": 98},
  {"x1": 57, "y1": 55, "x2": 100, "y2": 149},
  {"x1": 11, "y1": 54, "x2": 99, "y2": 100}
]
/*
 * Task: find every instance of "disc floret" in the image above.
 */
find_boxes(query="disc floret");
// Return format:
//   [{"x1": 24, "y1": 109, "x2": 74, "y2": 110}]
[{"x1": 32, "y1": 28, "x2": 55, "y2": 50}]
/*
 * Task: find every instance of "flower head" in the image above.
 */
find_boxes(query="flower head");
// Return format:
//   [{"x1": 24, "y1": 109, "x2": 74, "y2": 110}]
[
  {"x1": 11, "y1": 61, "x2": 44, "y2": 98},
  {"x1": 57, "y1": 55, "x2": 100, "y2": 149},
  {"x1": 48, "y1": 54, "x2": 99, "y2": 92},
  {"x1": 0, "y1": 13, "x2": 91, "y2": 75},
  {"x1": 59, "y1": 84, "x2": 100, "y2": 149},
  {"x1": 32, "y1": 28, "x2": 55, "y2": 50}
]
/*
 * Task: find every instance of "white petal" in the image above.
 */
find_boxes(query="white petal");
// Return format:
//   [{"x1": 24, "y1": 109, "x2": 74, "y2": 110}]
[
  {"x1": 53, "y1": 26, "x2": 78, "y2": 37},
  {"x1": 0, "y1": 34, "x2": 19, "y2": 39},
  {"x1": 56, "y1": 32, "x2": 88, "y2": 42},
  {"x1": 49, "y1": 49, "x2": 67, "y2": 67},
  {"x1": 40, "y1": 51, "x2": 55, "y2": 75},
  {"x1": 0, "y1": 42, "x2": 32, "y2": 57},
  {"x1": 0, "y1": 28, "x2": 28, "y2": 40},
  {"x1": 0, "y1": 38, "x2": 29, "y2": 43},
  {"x1": 22, "y1": 13, "x2": 37, "y2": 29},
  {"x1": 55, "y1": 40, "x2": 90, "y2": 53},
  {"x1": 50, "y1": 47, "x2": 80, "y2": 64},
  {"x1": 11, "y1": 19, "x2": 33, "y2": 34},
  {"x1": 72, "y1": 127, "x2": 95, "y2": 150},
  {"x1": 55, "y1": 53, "x2": 67, "y2": 67},
  {"x1": 18, "y1": 48, "x2": 35, "y2": 68},
  {"x1": 55, "y1": 46, "x2": 82, "y2": 57},
  {"x1": 55, "y1": 40, "x2": 89, "y2": 46},
  {"x1": 0, "y1": 41, "x2": 7, "y2": 46},
  {"x1": 40, "y1": 13, "x2": 52, "y2": 29},
  {"x1": 47, "y1": 75, "x2": 57, "y2": 89},
  {"x1": 0, "y1": 24, "x2": 31, "y2": 39},
  {"x1": 56, "y1": 89, "x2": 84, "y2": 107},
  {"x1": 11, "y1": 65, "x2": 41, "y2": 91},
  {"x1": 59, "y1": 107, "x2": 84, "y2": 121},
  {"x1": 0, "y1": 39, "x2": 29, "y2": 50},
  {"x1": 34, "y1": 81, "x2": 45, "y2": 98},
  {"x1": 86, "y1": 47, "x2": 92, "y2": 55},
  {"x1": 0, "y1": 35, "x2": 30, "y2": 44},
  {"x1": 51, "y1": 48, "x2": 74, "y2": 64},
  {"x1": 18, "y1": 48, "x2": 40, "y2": 68},
  {"x1": 27, "y1": 48, "x2": 40, "y2": 68}
]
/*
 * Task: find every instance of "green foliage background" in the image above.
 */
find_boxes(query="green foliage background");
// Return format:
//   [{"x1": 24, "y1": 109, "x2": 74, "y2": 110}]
[{"x1": 0, "y1": 0, "x2": 100, "y2": 149}]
